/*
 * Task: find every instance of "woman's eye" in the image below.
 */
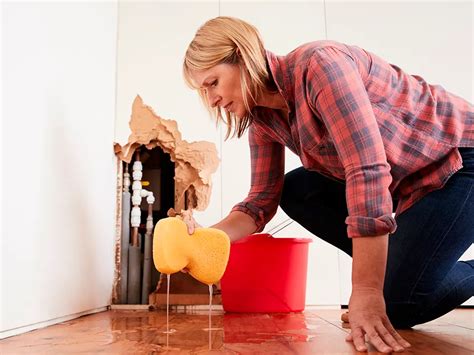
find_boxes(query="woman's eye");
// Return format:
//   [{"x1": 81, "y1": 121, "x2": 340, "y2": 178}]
[{"x1": 211, "y1": 80, "x2": 218, "y2": 87}]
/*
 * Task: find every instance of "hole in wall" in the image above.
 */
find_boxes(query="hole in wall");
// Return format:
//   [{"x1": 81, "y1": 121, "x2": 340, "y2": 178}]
[{"x1": 113, "y1": 95, "x2": 221, "y2": 305}]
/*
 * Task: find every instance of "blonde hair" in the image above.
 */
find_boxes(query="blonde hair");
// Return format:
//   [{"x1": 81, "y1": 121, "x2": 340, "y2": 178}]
[{"x1": 183, "y1": 16, "x2": 271, "y2": 139}]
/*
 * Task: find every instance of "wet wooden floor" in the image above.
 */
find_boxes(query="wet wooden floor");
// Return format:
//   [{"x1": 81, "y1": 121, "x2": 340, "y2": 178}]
[{"x1": 1, "y1": 308, "x2": 472, "y2": 354}]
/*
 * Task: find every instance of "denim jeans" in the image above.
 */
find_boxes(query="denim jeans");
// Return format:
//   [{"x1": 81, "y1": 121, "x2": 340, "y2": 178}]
[{"x1": 280, "y1": 148, "x2": 474, "y2": 328}]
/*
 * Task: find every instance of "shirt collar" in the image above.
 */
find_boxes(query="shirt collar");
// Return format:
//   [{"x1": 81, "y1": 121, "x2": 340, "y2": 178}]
[{"x1": 265, "y1": 49, "x2": 294, "y2": 113}]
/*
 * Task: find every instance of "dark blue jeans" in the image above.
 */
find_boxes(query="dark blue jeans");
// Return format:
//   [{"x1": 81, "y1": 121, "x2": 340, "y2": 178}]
[{"x1": 280, "y1": 148, "x2": 474, "y2": 328}]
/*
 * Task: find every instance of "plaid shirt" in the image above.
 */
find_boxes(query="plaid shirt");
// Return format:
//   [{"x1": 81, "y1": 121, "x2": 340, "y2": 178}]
[{"x1": 232, "y1": 41, "x2": 474, "y2": 238}]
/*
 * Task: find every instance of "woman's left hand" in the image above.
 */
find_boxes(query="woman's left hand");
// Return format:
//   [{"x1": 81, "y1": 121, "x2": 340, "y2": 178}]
[{"x1": 346, "y1": 287, "x2": 411, "y2": 353}]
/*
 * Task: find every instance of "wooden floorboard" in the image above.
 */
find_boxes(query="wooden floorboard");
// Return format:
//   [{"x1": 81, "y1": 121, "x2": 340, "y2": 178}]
[{"x1": 1, "y1": 308, "x2": 472, "y2": 354}]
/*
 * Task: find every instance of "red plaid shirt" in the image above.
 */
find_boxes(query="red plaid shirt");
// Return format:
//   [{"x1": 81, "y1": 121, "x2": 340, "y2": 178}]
[{"x1": 232, "y1": 41, "x2": 474, "y2": 238}]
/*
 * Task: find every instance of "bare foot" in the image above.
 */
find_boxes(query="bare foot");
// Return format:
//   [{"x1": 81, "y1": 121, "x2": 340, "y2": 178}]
[{"x1": 341, "y1": 311, "x2": 349, "y2": 323}]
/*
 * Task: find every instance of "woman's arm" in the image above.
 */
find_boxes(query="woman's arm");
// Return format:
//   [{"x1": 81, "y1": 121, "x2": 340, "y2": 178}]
[
  {"x1": 352, "y1": 235, "x2": 388, "y2": 289},
  {"x1": 229, "y1": 124, "x2": 285, "y2": 233},
  {"x1": 348, "y1": 235, "x2": 410, "y2": 353},
  {"x1": 306, "y1": 47, "x2": 396, "y2": 238},
  {"x1": 185, "y1": 125, "x2": 283, "y2": 240},
  {"x1": 211, "y1": 211, "x2": 258, "y2": 242},
  {"x1": 306, "y1": 47, "x2": 409, "y2": 352}
]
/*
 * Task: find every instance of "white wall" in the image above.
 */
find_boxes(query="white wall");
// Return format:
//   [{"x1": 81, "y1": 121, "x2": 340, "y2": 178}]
[
  {"x1": 1, "y1": 1, "x2": 118, "y2": 337},
  {"x1": 115, "y1": 1, "x2": 473, "y2": 306}
]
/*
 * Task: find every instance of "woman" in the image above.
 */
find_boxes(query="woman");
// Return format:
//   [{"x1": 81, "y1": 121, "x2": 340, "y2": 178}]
[{"x1": 182, "y1": 16, "x2": 474, "y2": 353}]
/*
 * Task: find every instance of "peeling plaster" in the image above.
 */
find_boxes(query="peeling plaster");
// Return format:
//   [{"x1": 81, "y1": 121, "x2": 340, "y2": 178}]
[{"x1": 114, "y1": 95, "x2": 219, "y2": 212}]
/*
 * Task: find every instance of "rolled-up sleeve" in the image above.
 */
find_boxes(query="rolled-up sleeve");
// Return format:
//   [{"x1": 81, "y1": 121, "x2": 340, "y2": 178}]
[
  {"x1": 306, "y1": 47, "x2": 397, "y2": 237},
  {"x1": 231, "y1": 124, "x2": 285, "y2": 232}
]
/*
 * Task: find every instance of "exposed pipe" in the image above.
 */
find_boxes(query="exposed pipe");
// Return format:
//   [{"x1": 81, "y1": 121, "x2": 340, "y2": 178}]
[
  {"x1": 127, "y1": 242, "x2": 141, "y2": 304},
  {"x1": 141, "y1": 192, "x2": 155, "y2": 304},
  {"x1": 128, "y1": 150, "x2": 143, "y2": 304}
]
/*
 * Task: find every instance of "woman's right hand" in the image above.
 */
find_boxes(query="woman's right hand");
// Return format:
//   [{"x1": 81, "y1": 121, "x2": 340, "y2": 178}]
[
  {"x1": 167, "y1": 208, "x2": 201, "y2": 274},
  {"x1": 167, "y1": 208, "x2": 202, "y2": 234},
  {"x1": 180, "y1": 209, "x2": 202, "y2": 235},
  {"x1": 181, "y1": 211, "x2": 201, "y2": 273}
]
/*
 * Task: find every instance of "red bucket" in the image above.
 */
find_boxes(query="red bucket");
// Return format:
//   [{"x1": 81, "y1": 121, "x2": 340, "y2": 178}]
[{"x1": 220, "y1": 233, "x2": 312, "y2": 313}]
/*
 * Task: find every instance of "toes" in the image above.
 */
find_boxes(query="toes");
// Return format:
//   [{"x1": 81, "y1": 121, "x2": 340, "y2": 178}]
[{"x1": 341, "y1": 311, "x2": 349, "y2": 323}]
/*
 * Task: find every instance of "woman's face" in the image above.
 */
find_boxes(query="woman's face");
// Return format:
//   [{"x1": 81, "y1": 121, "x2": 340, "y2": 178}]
[{"x1": 192, "y1": 63, "x2": 249, "y2": 118}]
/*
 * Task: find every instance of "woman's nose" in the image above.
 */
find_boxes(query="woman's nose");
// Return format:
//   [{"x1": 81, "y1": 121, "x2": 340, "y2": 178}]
[{"x1": 208, "y1": 92, "x2": 221, "y2": 108}]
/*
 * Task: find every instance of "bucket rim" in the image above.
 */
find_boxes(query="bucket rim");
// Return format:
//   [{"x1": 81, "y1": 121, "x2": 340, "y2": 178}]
[{"x1": 232, "y1": 233, "x2": 313, "y2": 245}]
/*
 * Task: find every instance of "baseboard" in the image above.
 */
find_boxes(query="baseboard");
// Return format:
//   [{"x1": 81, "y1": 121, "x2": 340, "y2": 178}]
[
  {"x1": 0, "y1": 306, "x2": 108, "y2": 340},
  {"x1": 110, "y1": 304, "x2": 151, "y2": 310}
]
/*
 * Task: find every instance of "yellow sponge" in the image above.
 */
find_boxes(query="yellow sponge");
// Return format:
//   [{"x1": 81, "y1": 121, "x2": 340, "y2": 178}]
[{"x1": 152, "y1": 217, "x2": 230, "y2": 285}]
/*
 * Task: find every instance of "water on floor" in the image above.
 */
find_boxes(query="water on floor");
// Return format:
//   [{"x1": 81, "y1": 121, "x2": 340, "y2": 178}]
[{"x1": 1, "y1": 308, "x2": 473, "y2": 354}]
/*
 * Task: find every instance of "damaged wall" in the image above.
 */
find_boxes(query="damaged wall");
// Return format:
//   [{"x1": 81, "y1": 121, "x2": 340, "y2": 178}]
[
  {"x1": 114, "y1": 96, "x2": 219, "y2": 213},
  {"x1": 113, "y1": 95, "x2": 220, "y2": 305}
]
